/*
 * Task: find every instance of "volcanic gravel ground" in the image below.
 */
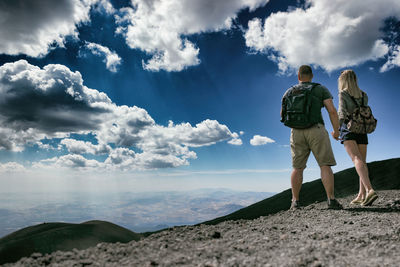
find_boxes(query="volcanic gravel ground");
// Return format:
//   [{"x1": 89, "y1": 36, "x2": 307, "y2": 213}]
[{"x1": 5, "y1": 190, "x2": 400, "y2": 266}]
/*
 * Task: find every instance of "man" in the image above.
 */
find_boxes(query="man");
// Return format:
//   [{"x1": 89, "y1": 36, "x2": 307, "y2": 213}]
[{"x1": 281, "y1": 65, "x2": 342, "y2": 210}]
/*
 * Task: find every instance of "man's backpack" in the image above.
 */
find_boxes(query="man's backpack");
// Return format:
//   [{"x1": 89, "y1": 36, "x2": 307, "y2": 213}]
[
  {"x1": 281, "y1": 83, "x2": 320, "y2": 129},
  {"x1": 346, "y1": 93, "x2": 377, "y2": 134}
]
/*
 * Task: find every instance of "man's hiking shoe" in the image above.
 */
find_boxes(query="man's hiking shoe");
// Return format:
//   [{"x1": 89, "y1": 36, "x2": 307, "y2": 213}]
[
  {"x1": 327, "y1": 199, "x2": 343, "y2": 210},
  {"x1": 290, "y1": 200, "x2": 300, "y2": 210},
  {"x1": 361, "y1": 190, "x2": 378, "y2": 206},
  {"x1": 350, "y1": 196, "x2": 365, "y2": 205}
]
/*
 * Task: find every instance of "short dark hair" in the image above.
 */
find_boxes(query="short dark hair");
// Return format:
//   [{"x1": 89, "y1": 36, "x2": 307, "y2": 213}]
[{"x1": 298, "y1": 65, "x2": 313, "y2": 76}]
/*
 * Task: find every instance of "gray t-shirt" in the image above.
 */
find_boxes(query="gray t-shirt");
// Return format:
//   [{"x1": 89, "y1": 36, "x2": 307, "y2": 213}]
[{"x1": 282, "y1": 82, "x2": 333, "y2": 125}]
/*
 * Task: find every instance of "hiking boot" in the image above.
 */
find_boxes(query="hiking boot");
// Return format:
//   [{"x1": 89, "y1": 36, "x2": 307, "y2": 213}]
[
  {"x1": 290, "y1": 200, "x2": 300, "y2": 210},
  {"x1": 327, "y1": 199, "x2": 343, "y2": 210},
  {"x1": 361, "y1": 190, "x2": 378, "y2": 206},
  {"x1": 350, "y1": 196, "x2": 365, "y2": 205}
]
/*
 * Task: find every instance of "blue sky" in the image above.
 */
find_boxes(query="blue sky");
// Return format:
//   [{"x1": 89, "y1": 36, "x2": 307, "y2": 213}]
[{"x1": 0, "y1": 0, "x2": 399, "y2": 194}]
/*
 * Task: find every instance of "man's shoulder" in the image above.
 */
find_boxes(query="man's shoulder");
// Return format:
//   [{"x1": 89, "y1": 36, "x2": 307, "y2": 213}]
[
  {"x1": 284, "y1": 82, "x2": 310, "y2": 93},
  {"x1": 311, "y1": 83, "x2": 332, "y2": 100},
  {"x1": 293, "y1": 82, "x2": 325, "y2": 89},
  {"x1": 285, "y1": 82, "x2": 326, "y2": 92},
  {"x1": 282, "y1": 86, "x2": 296, "y2": 98},
  {"x1": 312, "y1": 83, "x2": 328, "y2": 92}
]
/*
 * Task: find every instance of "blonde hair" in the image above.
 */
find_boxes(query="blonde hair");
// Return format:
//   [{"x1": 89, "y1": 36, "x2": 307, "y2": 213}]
[{"x1": 338, "y1": 69, "x2": 363, "y2": 98}]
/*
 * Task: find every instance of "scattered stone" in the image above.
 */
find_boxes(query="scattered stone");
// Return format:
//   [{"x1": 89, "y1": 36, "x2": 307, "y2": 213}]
[
  {"x1": 211, "y1": 231, "x2": 221, "y2": 239},
  {"x1": 80, "y1": 259, "x2": 93, "y2": 266},
  {"x1": 30, "y1": 253, "x2": 42, "y2": 259}
]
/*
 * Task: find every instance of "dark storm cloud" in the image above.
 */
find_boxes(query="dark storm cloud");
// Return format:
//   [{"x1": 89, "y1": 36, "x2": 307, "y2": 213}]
[
  {"x1": 0, "y1": 60, "x2": 109, "y2": 134},
  {"x1": 0, "y1": 60, "x2": 114, "y2": 150},
  {"x1": 0, "y1": 0, "x2": 93, "y2": 57},
  {"x1": 0, "y1": 85, "x2": 106, "y2": 133}
]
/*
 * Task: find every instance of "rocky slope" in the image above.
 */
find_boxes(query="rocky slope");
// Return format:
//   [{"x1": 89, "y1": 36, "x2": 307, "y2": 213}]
[{"x1": 5, "y1": 190, "x2": 400, "y2": 267}]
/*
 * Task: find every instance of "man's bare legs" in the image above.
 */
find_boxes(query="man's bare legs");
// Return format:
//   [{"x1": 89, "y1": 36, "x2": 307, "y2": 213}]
[
  {"x1": 292, "y1": 166, "x2": 336, "y2": 201},
  {"x1": 320, "y1": 165, "x2": 335, "y2": 200},
  {"x1": 291, "y1": 168, "x2": 304, "y2": 201}
]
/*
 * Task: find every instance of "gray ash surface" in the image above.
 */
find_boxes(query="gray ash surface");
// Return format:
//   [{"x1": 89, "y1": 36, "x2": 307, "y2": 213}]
[{"x1": 5, "y1": 190, "x2": 400, "y2": 267}]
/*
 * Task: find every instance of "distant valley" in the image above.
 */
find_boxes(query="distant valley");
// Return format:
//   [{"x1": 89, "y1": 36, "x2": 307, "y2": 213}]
[{"x1": 0, "y1": 189, "x2": 273, "y2": 237}]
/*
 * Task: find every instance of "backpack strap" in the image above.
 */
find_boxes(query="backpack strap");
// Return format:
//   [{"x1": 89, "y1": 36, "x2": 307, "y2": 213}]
[
  {"x1": 347, "y1": 91, "x2": 367, "y2": 107},
  {"x1": 348, "y1": 93, "x2": 360, "y2": 107},
  {"x1": 306, "y1": 83, "x2": 319, "y2": 103},
  {"x1": 361, "y1": 92, "x2": 366, "y2": 106},
  {"x1": 310, "y1": 82, "x2": 320, "y2": 95}
]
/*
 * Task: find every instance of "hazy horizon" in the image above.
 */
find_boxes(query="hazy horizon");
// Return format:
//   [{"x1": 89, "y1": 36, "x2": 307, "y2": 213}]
[{"x1": 0, "y1": 189, "x2": 274, "y2": 237}]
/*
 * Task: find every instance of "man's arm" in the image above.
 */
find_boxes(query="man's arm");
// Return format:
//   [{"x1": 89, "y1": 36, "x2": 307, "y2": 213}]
[{"x1": 323, "y1": 98, "x2": 340, "y2": 140}]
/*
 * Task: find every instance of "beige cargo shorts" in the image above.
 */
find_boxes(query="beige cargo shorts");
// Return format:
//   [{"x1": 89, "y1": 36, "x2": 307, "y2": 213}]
[{"x1": 290, "y1": 124, "x2": 336, "y2": 169}]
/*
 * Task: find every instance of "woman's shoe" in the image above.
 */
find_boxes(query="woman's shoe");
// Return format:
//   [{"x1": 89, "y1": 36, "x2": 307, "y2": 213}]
[
  {"x1": 350, "y1": 197, "x2": 364, "y2": 205},
  {"x1": 361, "y1": 190, "x2": 378, "y2": 206}
]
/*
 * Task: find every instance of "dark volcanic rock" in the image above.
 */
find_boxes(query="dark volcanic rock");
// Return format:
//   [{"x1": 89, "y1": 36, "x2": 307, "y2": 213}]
[{"x1": 5, "y1": 190, "x2": 400, "y2": 266}]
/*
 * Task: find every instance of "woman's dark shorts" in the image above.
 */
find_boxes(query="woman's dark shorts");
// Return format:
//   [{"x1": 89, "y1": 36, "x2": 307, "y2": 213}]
[{"x1": 339, "y1": 123, "x2": 368, "y2": 145}]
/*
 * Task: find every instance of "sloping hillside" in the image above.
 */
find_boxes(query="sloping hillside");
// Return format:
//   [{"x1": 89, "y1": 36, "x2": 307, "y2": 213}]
[
  {"x1": 0, "y1": 220, "x2": 141, "y2": 265},
  {"x1": 203, "y1": 158, "x2": 400, "y2": 225}
]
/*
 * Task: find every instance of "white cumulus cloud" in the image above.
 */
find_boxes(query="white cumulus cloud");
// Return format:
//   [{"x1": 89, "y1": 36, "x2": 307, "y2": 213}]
[
  {"x1": 60, "y1": 139, "x2": 111, "y2": 155},
  {"x1": 228, "y1": 138, "x2": 243, "y2": 146},
  {"x1": 0, "y1": 0, "x2": 107, "y2": 57},
  {"x1": 228, "y1": 132, "x2": 243, "y2": 145},
  {"x1": 0, "y1": 60, "x2": 238, "y2": 170},
  {"x1": 380, "y1": 45, "x2": 400, "y2": 72},
  {"x1": 84, "y1": 42, "x2": 122, "y2": 72},
  {"x1": 116, "y1": 0, "x2": 270, "y2": 71},
  {"x1": 93, "y1": 0, "x2": 116, "y2": 14},
  {"x1": 35, "y1": 154, "x2": 102, "y2": 170},
  {"x1": 0, "y1": 162, "x2": 26, "y2": 173},
  {"x1": 250, "y1": 135, "x2": 275, "y2": 146},
  {"x1": 244, "y1": 0, "x2": 400, "y2": 73}
]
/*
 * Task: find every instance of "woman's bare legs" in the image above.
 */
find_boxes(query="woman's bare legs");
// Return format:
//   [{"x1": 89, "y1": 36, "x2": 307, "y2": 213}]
[
  {"x1": 357, "y1": 144, "x2": 368, "y2": 198},
  {"x1": 357, "y1": 176, "x2": 366, "y2": 199},
  {"x1": 344, "y1": 141, "x2": 373, "y2": 198},
  {"x1": 358, "y1": 144, "x2": 367, "y2": 162}
]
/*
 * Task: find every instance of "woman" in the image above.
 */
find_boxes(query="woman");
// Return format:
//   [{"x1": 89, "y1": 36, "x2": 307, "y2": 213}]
[{"x1": 338, "y1": 70, "x2": 378, "y2": 206}]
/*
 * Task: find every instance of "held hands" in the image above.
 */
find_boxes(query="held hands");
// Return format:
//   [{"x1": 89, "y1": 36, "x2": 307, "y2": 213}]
[{"x1": 331, "y1": 130, "x2": 340, "y2": 141}]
